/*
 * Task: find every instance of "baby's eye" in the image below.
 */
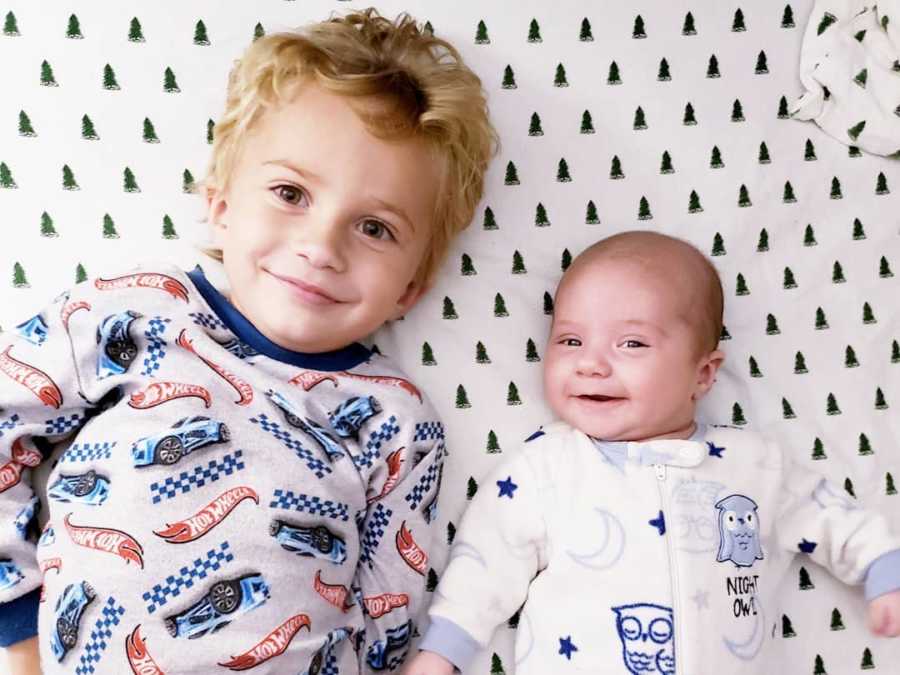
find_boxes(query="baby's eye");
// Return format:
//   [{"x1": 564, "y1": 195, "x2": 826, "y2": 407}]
[
  {"x1": 359, "y1": 219, "x2": 395, "y2": 241},
  {"x1": 559, "y1": 338, "x2": 582, "y2": 347},
  {"x1": 274, "y1": 185, "x2": 306, "y2": 206},
  {"x1": 622, "y1": 339, "x2": 648, "y2": 349}
]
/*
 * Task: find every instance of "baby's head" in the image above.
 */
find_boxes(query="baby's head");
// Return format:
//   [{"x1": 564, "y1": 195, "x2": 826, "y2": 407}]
[
  {"x1": 544, "y1": 231, "x2": 725, "y2": 442},
  {"x1": 203, "y1": 9, "x2": 496, "y2": 352}
]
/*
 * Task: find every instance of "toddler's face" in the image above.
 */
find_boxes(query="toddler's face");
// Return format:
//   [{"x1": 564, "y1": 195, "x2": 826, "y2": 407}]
[
  {"x1": 208, "y1": 83, "x2": 438, "y2": 352},
  {"x1": 543, "y1": 257, "x2": 720, "y2": 442}
]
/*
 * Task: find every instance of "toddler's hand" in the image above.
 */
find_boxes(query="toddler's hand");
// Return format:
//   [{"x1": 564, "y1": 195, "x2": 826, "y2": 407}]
[
  {"x1": 402, "y1": 650, "x2": 456, "y2": 675},
  {"x1": 868, "y1": 589, "x2": 900, "y2": 637}
]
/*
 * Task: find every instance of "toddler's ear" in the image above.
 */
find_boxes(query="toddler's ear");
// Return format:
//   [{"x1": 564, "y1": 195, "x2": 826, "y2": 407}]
[
  {"x1": 390, "y1": 279, "x2": 428, "y2": 321},
  {"x1": 694, "y1": 349, "x2": 725, "y2": 400},
  {"x1": 206, "y1": 186, "x2": 229, "y2": 241}
]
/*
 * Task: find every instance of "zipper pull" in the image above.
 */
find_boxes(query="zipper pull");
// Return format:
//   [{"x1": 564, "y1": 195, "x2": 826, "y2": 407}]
[{"x1": 654, "y1": 463, "x2": 667, "y2": 481}]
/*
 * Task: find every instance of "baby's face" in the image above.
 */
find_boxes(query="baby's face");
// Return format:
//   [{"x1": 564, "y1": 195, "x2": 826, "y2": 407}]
[
  {"x1": 543, "y1": 257, "x2": 718, "y2": 442},
  {"x1": 207, "y1": 82, "x2": 438, "y2": 352}
]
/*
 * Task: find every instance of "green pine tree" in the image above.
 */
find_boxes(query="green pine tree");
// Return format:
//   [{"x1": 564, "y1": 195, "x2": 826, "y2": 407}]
[
  {"x1": 39, "y1": 212, "x2": 57, "y2": 237},
  {"x1": 62, "y1": 164, "x2": 79, "y2": 190},
  {"x1": 102, "y1": 64, "x2": 119, "y2": 90},
  {"x1": 799, "y1": 566, "x2": 814, "y2": 589},
  {"x1": 847, "y1": 120, "x2": 866, "y2": 141},
  {"x1": 543, "y1": 291, "x2": 554, "y2": 315},
  {"x1": 193, "y1": 19, "x2": 210, "y2": 45},
  {"x1": 660, "y1": 150, "x2": 674, "y2": 174},
  {"x1": 0, "y1": 162, "x2": 17, "y2": 189},
  {"x1": 422, "y1": 342, "x2": 436, "y2": 366},
  {"x1": 461, "y1": 253, "x2": 476, "y2": 276},
  {"x1": 253, "y1": 23, "x2": 265, "y2": 41},
  {"x1": 757, "y1": 228, "x2": 769, "y2": 251},
  {"x1": 501, "y1": 65, "x2": 517, "y2": 89},
  {"x1": 512, "y1": 251, "x2": 526, "y2": 274},
  {"x1": 813, "y1": 655, "x2": 826, "y2": 675},
  {"x1": 561, "y1": 249, "x2": 572, "y2": 271},
  {"x1": 504, "y1": 161, "x2": 519, "y2": 185},
  {"x1": 811, "y1": 438, "x2": 826, "y2": 459},
  {"x1": 581, "y1": 110, "x2": 595, "y2": 134},
  {"x1": 711, "y1": 232, "x2": 724, "y2": 255},
  {"x1": 749, "y1": 356, "x2": 762, "y2": 378},
  {"x1": 815, "y1": 307, "x2": 829, "y2": 329},
  {"x1": 207, "y1": 119, "x2": 214, "y2": 144},
  {"x1": 852, "y1": 218, "x2": 866, "y2": 239},
  {"x1": 830, "y1": 608, "x2": 845, "y2": 630},
  {"x1": 829, "y1": 176, "x2": 842, "y2": 200},
  {"x1": 528, "y1": 112, "x2": 543, "y2": 136},
  {"x1": 610, "y1": 155, "x2": 624, "y2": 179},
  {"x1": 475, "y1": 19, "x2": 490, "y2": 44},
  {"x1": 143, "y1": 117, "x2": 159, "y2": 143},
  {"x1": 535, "y1": 202, "x2": 550, "y2": 226},
  {"x1": 777, "y1": 95, "x2": 790, "y2": 119},
  {"x1": 553, "y1": 63, "x2": 569, "y2": 87},
  {"x1": 721, "y1": 325, "x2": 732, "y2": 341},
  {"x1": 507, "y1": 382, "x2": 522, "y2": 406},
  {"x1": 682, "y1": 12, "x2": 697, "y2": 36},
  {"x1": 794, "y1": 352, "x2": 808, "y2": 374},
  {"x1": 755, "y1": 50, "x2": 768, "y2": 74},
  {"x1": 123, "y1": 167, "x2": 139, "y2": 192},
  {"x1": 849, "y1": 145, "x2": 862, "y2": 157},
  {"x1": 164, "y1": 66, "x2": 180, "y2": 92},
  {"x1": 638, "y1": 196, "x2": 652, "y2": 220},
  {"x1": 607, "y1": 61, "x2": 622, "y2": 85},
  {"x1": 75, "y1": 263, "x2": 87, "y2": 284},
  {"x1": 766, "y1": 313, "x2": 780, "y2": 335},
  {"x1": 426, "y1": 568, "x2": 438, "y2": 591},
  {"x1": 738, "y1": 184, "x2": 752, "y2": 207},
  {"x1": 633, "y1": 15, "x2": 646, "y2": 39},
  {"x1": 826, "y1": 392, "x2": 841, "y2": 415},
  {"x1": 862, "y1": 302, "x2": 876, "y2": 324},
  {"x1": 81, "y1": 114, "x2": 99, "y2": 140},
  {"x1": 880, "y1": 256, "x2": 894, "y2": 278},
  {"x1": 66, "y1": 14, "x2": 83, "y2": 39},
  {"x1": 466, "y1": 477, "x2": 478, "y2": 500},
  {"x1": 832, "y1": 261, "x2": 846, "y2": 283},
  {"x1": 483, "y1": 206, "x2": 498, "y2": 230},
  {"x1": 442, "y1": 296, "x2": 458, "y2": 319},
  {"x1": 710, "y1": 145, "x2": 724, "y2": 168},
  {"x1": 732, "y1": 8, "x2": 746, "y2": 31},
  {"x1": 782, "y1": 397, "x2": 796, "y2": 419},
  {"x1": 683, "y1": 102, "x2": 697, "y2": 125},
  {"x1": 182, "y1": 168, "x2": 195, "y2": 193},
  {"x1": 102, "y1": 213, "x2": 118, "y2": 239},
  {"x1": 18, "y1": 111, "x2": 36, "y2": 137},
  {"x1": 4, "y1": 11, "x2": 20, "y2": 36},
  {"x1": 861, "y1": 647, "x2": 874, "y2": 670},
  {"x1": 585, "y1": 200, "x2": 600, "y2": 224},
  {"x1": 758, "y1": 141, "x2": 771, "y2": 164},
  {"x1": 783, "y1": 267, "x2": 797, "y2": 289},
  {"x1": 845, "y1": 345, "x2": 859, "y2": 368},
  {"x1": 447, "y1": 521, "x2": 456, "y2": 544},
  {"x1": 490, "y1": 653, "x2": 506, "y2": 675},
  {"x1": 557, "y1": 158, "x2": 572, "y2": 182},
  {"x1": 494, "y1": 293, "x2": 509, "y2": 317},
  {"x1": 854, "y1": 68, "x2": 868, "y2": 88},
  {"x1": 732, "y1": 403, "x2": 747, "y2": 426},
  {"x1": 892, "y1": 340, "x2": 900, "y2": 363},
  {"x1": 875, "y1": 387, "x2": 887, "y2": 409},
  {"x1": 804, "y1": 139, "x2": 817, "y2": 160},
  {"x1": 128, "y1": 17, "x2": 145, "y2": 42},
  {"x1": 526, "y1": 338, "x2": 540, "y2": 362},
  {"x1": 783, "y1": 181, "x2": 797, "y2": 203},
  {"x1": 579, "y1": 18, "x2": 593, "y2": 42},
  {"x1": 12, "y1": 262, "x2": 28, "y2": 288},
  {"x1": 887, "y1": 472, "x2": 897, "y2": 496},
  {"x1": 707, "y1": 54, "x2": 720, "y2": 78},
  {"x1": 735, "y1": 273, "x2": 749, "y2": 296},
  {"x1": 782, "y1": 614, "x2": 796, "y2": 637},
  {"x1": 858, "y1": 433, "x2": 873, "y2": 455},
  {"x1": 455, "y1": 385, "x2": 470, "y2": 409},
  {"x1": 732, "y1": 99, "x2": 745, "y2": 122},
  {"x1": 527, "y1": 18, "x2": 542, "y2": 43},
  {"x1": 658, "y1": 58, "x2": 671, "y2": 81},
  {"x1": 162, "y1": 214, "x2": 177, "y2": 239},
  {"x1": 40, "y1": 60, "x2": 58, "y2": 87},
  {"x1": 876, "y1": 171, "x2": 889, "y2": 195},
  {"x1": 476, "y1": 341, "x2": 491, "y2": 364},
  {"x1": 782, "y1": 5, "x2": 796, "y2": 28}
]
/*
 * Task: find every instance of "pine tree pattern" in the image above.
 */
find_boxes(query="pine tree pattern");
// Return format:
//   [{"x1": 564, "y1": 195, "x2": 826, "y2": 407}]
[
  {"x1": 13, "y1": 262, "x2": 30, "y2": 287},
  {"x1": 18, "y1": 111, "x2": 36, "y2": 137},
  {"x1": 128, "y1": 18, "x2": 145, "y2": 42},
  {"x1": 40, "y1": 212, "x2": 57, "y2": 237},
  {"x1": 40, "y1": 60, "x2": 58, "y2": 87},
  {"x1": 194, "y1": 20, "x2": 210, "y2": 46},
  {"x1": 66, "y1": 14, "x2": 83, "y2": 39},
  {"x1": 102, "y1": 64, "x2": 119, "y2": 90},
  {"x1": 81, "y1": 115, "x2": 99, "y2": 140},
  {"x1": 4, "y1": 11, "x2": 20, "y2": 36},
  {"x1": 475, "y1": 20, "x2": 490, "y2": 45}
]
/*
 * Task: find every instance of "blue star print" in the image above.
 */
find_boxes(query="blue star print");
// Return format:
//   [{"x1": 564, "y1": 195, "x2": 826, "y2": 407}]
[
  {"x1": 649, "y1": 510, "x2": 666, "y2": 536},
  {"x1": 707, "y1": 441, "x2": 725, "y2": 458},
  {"x1": 559, "y1": 636, "x2": 578, "y2": 660},
  {"x1": 798, "y1": 538, "x2": 817, "y2": 554},
  {"x1": 497, "y1": 476, "x2": 518, "y2": 498}
]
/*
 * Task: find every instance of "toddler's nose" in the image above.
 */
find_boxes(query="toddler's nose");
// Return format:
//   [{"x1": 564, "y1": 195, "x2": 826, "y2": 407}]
[{"x1": 293, "y1": 221, "x2": 346, "y2": 272}]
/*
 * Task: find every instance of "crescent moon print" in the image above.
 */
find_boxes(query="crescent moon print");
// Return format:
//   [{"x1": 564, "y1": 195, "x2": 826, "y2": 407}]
[
  {"x1": 723, "y1": 595, "x2": 765, "y2": 661},
  {"x1": 565, "y1": 508, "x2": 626, "y2": 570}
]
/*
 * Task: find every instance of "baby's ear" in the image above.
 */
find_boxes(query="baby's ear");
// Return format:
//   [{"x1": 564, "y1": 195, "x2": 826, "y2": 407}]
[{"x1": 694, "y1": 349, "x2": 725, "y2": 399}]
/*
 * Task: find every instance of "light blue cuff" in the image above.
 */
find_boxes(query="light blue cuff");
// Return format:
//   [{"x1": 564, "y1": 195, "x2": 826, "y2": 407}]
[
  {"x1": 418, "y1": 616, "x2": 480, "y2": 672},
  {"x1": 864, "y1": 549, "x2": 900, "y2": 601},
  {"x1": 0, "y1": 588, "x2": 40, "y2": 647}
]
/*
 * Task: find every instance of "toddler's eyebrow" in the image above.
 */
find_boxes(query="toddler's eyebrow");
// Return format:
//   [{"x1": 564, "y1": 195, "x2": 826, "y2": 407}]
[{"x1": 263, "y1": 159, "x2": 321, "y2": 183}]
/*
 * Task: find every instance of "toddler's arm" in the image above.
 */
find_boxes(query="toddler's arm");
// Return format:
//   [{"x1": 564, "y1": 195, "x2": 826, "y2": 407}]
[{"x1": 5, "y1": 635, "x2": 41, "y2": 675}]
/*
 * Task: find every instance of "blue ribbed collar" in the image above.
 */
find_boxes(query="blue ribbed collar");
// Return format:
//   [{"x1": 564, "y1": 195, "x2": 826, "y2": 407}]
[
  {"x1": 187, "y1": 266, "x2": 371, "y2": 371},
  {"x1": 591, "y1": 424, "x2": 708, "y2": 471}
]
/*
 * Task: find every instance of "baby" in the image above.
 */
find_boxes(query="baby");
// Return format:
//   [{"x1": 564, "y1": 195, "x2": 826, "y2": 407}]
[
  {"x1": 406, "y1": 231, "x2": 900, "y2": 674},
  {"x1": 0, "y1": 9, "x2": 494, "y2": 674}
]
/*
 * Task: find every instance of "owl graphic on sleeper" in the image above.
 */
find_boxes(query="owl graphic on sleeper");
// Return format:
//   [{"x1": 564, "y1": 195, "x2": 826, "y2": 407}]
[
  {"x1": 715, "y1": 494, "x2": 764, "y2": 567},
  {"x1": 612, "y1": 603, "x2": 676, "y2": 674}
]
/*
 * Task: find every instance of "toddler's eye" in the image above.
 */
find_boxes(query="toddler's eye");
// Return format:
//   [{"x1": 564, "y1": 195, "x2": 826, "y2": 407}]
[
  {"x1": 359, "y1": 219, "x2": 394, "y2": 241},
  {"x1": 274, "y1": 185, "x2": 305, "y2": 205}
]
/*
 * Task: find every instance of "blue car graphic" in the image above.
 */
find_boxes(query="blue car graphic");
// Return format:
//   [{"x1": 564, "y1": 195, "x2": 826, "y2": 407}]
[
  {"x1": 16, "y1": 314, "x2": 48, "y2": 346},
  {"x1": 48, "y1": 470, "x2": 110, "y2": 506},
  {"x1": 219, "y1": 337, "x2": 259, "y2": 360},
  {"x1": 266, "y1": 390, "x2": 345, "y2": 460},
  {"x1": 95, "y1": 310, "x2": 141, "y2": 378},
  {"x1": 39, "y1": 525, "x2": 56, "y2": 547},
  {"x1": 0, "y1": 559, "x2": 24, "y2": 591},
  {"x1": 132, "y1": 415, "x2": 230, "y2": 467},
  {"x1": 269, "y1": 519, "x2": 347, "y2": 564},
  {"x1": 303, "y1": 627, "x2": 353, "y2": 675},
  {"x1": 13, "y1": 496, "x2": 40, "y2": 538},
  {"x1": 366, "y1": 620, "x2": 413, "y2": 671},
  {"x1": 49, "y1": 581, "x2": 96, "y2": 662},
  {"x1": 164, "y1": 573, "x2": 270, "y2": 640},
  {"x1": 328, "y1": 396, "x2": 382, "y2": 439}
]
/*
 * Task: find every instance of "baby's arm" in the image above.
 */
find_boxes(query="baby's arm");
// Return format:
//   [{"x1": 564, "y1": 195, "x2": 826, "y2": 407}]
[
  {"x1": 402, "y1": 649, "x2": 455, "y2": 675},
  {"x1": 869, "y1": 590, "x2": 900, "y2": 637}
]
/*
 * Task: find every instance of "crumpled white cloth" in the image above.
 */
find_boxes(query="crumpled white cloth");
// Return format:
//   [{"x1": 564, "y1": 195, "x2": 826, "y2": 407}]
[{"x1": 792, "y1": 0, "x2": 900, "y2": 156}]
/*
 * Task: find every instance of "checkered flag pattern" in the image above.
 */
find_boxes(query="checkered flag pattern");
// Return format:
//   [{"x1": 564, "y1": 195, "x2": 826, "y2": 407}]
[
  {"x1": 60, "y1": 442, "x2": 115, "y2": 464},
  {"x1": 358, "y1": 503, "x2": 393, "y2": 569},
  {"x1": 44, "y1": 413, "x2": 84, "y2": 437},
  {"x1": 323, "y1": 649, "x2": 339, "y2": 675},
  {"x1": 250, "y1": 414, "x2": 331, "y2": 479},
  {"x1": 149, "y1": 450, "x2": 245, "y2": 504},
  {"x1": 188, "y1": 312, "x2": 226, "y2": 331},
  {"x1": 141, "y1": 316, "x2": 171, "y2": 377},
  {"x1": 74, "y1": 596, "x2": 125, "y2": 675},
  {"x1": 404, "y1": 458, "x2": 442, "y2": 511},
  {"x1": 0, "y1": 413, "x2": 21, "y2": 438},
  {"x1": 413, "y1": 421, "x2": 444, "y2": 442},
  {"x1": 142, "y1": 542, "x2": 234, "y2": 614},
  {"x1": 351, "y1": 415, "x2": 400, "y2": 471},
  {"x1": 269, "y1": 489, "x2": 350, "y2": 521}
]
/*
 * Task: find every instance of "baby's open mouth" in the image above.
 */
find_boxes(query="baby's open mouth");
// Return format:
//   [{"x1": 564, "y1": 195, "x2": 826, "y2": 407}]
[{"x1": 577, "y1": 394, "x2": 624, "y2": 402}]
